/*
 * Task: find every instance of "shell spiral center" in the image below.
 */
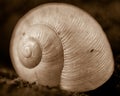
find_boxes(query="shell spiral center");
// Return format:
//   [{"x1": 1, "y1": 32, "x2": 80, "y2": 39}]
[{"x1": 18, "y1": 37, "x2": 42, "y2": 68}]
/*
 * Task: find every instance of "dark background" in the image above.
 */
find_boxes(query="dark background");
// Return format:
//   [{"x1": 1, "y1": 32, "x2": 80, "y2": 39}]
[{"x1": 0, "y1": 0, "x2": 120, "y2": 96}]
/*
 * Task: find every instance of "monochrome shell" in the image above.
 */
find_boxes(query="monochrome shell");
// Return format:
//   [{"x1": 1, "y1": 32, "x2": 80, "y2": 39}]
[{"x1": 10, "y1": 3, "x2": 114, "y2": 92}]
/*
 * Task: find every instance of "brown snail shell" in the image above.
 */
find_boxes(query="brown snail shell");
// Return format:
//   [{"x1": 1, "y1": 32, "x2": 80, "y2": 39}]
[{"x1": 10, "y1": 3, "x2": 114, "y2": 92}]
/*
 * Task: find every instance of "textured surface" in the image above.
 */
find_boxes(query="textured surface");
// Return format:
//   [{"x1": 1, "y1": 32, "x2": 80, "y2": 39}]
[
  {"x1": 10, "y1": 3, "x2": 114, "y2": 92},
  {"x1": 0, "y1": 0, "x2": 120, "y2": 96}
]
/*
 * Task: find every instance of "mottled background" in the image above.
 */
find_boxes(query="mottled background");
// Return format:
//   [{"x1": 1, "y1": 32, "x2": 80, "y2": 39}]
[{"x1": 0, "y1": 0, "x2": 120, "y2": 96}]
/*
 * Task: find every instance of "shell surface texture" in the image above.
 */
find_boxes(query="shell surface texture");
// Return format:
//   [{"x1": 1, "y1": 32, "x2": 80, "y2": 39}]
[{"x1": 10, "y1": 3, "x2": 114, "y2": 92}]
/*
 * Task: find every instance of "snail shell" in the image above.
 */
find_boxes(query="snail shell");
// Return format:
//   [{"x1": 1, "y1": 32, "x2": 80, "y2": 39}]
[{"x1": 10, "y1": 3, "x2": 114, "y2": 92}]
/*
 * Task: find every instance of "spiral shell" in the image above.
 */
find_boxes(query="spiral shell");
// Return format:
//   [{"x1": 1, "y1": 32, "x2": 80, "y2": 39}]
[{"x1": 10, "y1": 3, "x2": 114, "y2": 92}]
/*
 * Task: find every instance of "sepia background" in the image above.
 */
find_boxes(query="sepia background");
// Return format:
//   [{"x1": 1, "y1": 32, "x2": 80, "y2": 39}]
[{"x1": 0, "y1": 0, "x2": 120, "y2": 96}]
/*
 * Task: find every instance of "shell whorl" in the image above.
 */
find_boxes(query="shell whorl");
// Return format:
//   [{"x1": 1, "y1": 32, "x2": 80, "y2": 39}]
[
  {"x1": 18, "y1": 34, "x2": 42, "y2": 68},
  {"x1": 10, "y1": 3, "x2": 114, "y2": 92}
]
